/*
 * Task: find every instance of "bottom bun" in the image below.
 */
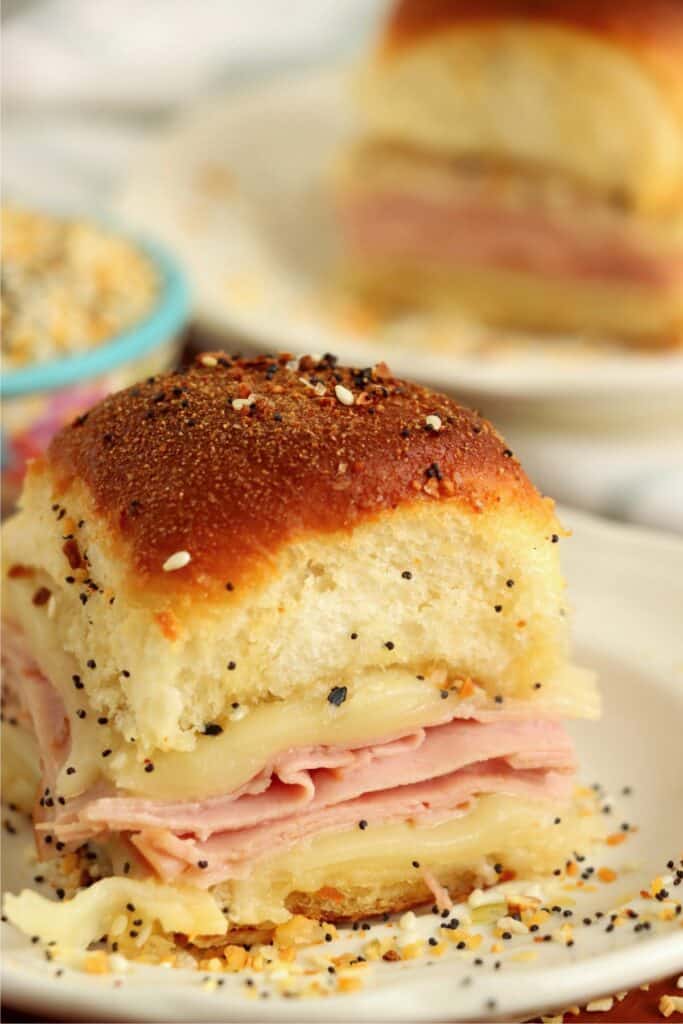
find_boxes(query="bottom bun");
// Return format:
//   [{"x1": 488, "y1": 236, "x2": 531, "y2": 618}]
[
  {"x1": 207, "y1": 789, "x2": 602, "y2": 931},
  {"x1": 343, "y1": 261, "x2": 683, "y2": 349}
]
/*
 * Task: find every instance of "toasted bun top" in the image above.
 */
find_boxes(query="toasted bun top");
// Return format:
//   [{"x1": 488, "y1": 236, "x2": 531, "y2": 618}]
[
  {"x1": 42, "y1": 353, "x2": 544, "y2": 597},
  {"x1": 382, "y1": 0, "x2": 683, "y2": 56}
]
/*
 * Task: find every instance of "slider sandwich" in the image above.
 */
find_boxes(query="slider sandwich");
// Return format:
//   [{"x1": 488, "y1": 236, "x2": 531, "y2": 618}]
[
  {"x1": 3, "y1": 353, "x2": 600, "y2": 948},
  {"x1": 336, "y1": 0, "x2": 683, "y2": 347}
]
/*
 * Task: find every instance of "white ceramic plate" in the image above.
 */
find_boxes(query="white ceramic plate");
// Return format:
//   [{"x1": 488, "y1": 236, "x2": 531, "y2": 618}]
[
  {"x1": 117, "y1": 69, "x2": 683, "y2": 412},
  {"x1": 3, "y1": 508, "x2": 683, "y2": 1022}
]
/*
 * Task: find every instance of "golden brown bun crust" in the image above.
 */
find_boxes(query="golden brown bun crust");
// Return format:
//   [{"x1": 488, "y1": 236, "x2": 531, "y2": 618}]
[
  {"x1": 383, "y1": 0, "x2": 683, "y2": 58},
  {"x1": 43, "y1": 353, "x2": 539, "y2": 597}
]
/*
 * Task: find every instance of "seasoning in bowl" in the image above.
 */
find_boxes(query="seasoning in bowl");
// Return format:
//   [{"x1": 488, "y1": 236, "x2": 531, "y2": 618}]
[
  {"x1": 1, "y1": 206, "x2": 159, "y2": 370},
  {"x1": 0, "y1": 206, "x2": 189, "y2": 516}
]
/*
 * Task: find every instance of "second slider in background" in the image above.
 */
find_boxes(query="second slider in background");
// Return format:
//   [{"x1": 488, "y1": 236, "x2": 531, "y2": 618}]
[{"x1": 336, "y1": 0, "x2": 683, "y2": 350}]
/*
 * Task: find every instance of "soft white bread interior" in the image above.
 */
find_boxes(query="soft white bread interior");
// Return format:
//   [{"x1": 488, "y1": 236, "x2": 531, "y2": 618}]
[{"x1": 3, "y1": 475, "x2": 595, "y2": 771}]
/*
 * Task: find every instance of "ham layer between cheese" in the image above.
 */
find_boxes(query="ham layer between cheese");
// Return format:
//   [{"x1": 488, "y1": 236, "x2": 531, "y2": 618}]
[
  {"x1": 341, "y1": 193, "x2": 683, "y2": 288},
  {"x1": 4, "y1": 627, "x2": 576, "y2": 886}
]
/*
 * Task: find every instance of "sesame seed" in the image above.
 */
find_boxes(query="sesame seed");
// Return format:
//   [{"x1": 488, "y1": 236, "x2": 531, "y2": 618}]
[
  {"x1": 334, "y1": 384, "x2": 354, "y2": 406},
  {"x1": 350, "y1": 632, "x2": 358, "y2": 639},
  {"x1": 162, "y1": 550, "x2": 191, "y2": 572},
  {"x1": 101, "y1": 749, "x2": 112, "y2": 758},
  {"x1": 199, "y1": 355, "x2": 218, "y2": 367},
  {"x1": 197, "y1": 860, "x2": 209, "y2": 869},
  {"x1": 401, "y1": 570, "x2": 412, "y2": 579},
  {"x1": 384, "y1": 641, "x2": 395, "y2": 650},
  {"x1": 586, "y1": 998, "x2": 614, "y2": 1013},
  {"x1": 227, "y1": 661, "x2": 236, "y2": 671},
  {"x1": 425, "y1": 414, "x2": 442, "y2": 432},
  {"x1": 358, "y1": 820, "x2": 368, "y2": 830}
]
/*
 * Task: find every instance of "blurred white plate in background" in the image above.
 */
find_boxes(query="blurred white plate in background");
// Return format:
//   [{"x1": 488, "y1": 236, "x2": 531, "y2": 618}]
[
  {"x1": 117, "y1": 68, "x2": 683, "y2": 413},
  {"x1": 3, "y1": 509, "x2": 683, "y2": 1022}
]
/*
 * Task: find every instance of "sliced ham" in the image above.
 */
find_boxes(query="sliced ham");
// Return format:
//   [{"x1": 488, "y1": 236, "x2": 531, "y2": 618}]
[
  {"x1": 129, "y1": 763, "x2": 572, "y2": 887},
  {"x1": 2, "y1": 621, "x2": 69, "y2": 790},
  {"x1": 341, "y1": 193, "x2": 683, "y2": 289},
  {"x1": 58, "y1": 717, "x2": 573, "y2": 842}
]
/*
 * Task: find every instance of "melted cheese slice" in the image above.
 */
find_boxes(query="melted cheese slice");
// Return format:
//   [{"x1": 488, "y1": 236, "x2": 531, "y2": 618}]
[
  {"x1": 222, "y1": 791, "x2": 603, "y2": 925},
  {"x1": 49, "y1": 660, "x2": 595, "y2": 802},
  {"x1": 3, "y1": 878, "x2": 226, "y2": 948},
  {"x1": 104, "y1": 663, "x2": 596, "y2": 801}
]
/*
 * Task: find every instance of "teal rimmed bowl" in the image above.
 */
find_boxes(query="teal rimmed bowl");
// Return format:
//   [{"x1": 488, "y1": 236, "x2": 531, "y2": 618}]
[{"x1": 1, "y1": 233, "x2": 190, "y2": 511}]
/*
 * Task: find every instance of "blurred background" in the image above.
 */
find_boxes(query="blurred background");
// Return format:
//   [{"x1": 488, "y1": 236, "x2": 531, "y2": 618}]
[
  {"x1": 2, "y1": 0, "x2": 683, "y2": 532},
  {"x1": 3, "y1": 0, "x2": 383, "y2": 212}
]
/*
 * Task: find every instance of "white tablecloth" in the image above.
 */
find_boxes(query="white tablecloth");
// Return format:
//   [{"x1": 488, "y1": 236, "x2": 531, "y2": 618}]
[{"x1": 503, "y1": 417, "x2": 683, "y2": 535}]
